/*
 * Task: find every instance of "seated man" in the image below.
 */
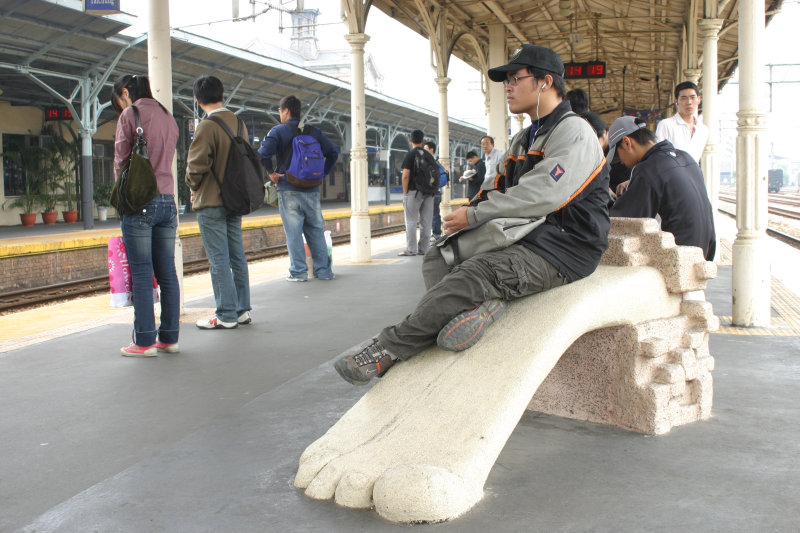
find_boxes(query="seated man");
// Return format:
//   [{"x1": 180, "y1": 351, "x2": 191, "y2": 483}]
[
  {"x1": 334, "y1": 44, "x2": 610, "y2": 385},
  {"x1": 608, "y1": 116, "x2": 716, "y2": 260}
]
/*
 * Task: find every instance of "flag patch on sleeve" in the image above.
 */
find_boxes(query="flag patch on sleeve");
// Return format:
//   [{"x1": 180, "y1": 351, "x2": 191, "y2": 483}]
[{"x1": 550, "y1": 164, "x2": 565, "y2": 181}]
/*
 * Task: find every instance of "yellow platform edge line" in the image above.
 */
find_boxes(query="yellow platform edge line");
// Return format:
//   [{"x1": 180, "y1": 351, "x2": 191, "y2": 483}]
[{"x1": 0, "y1": 203, "x2": 408, "y2": 258}]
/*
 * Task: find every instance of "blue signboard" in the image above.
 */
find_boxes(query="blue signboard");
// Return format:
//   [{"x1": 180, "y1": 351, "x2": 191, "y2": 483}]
[{"x1": 84, "y1": 0, "x2": 121, "y2": 15}]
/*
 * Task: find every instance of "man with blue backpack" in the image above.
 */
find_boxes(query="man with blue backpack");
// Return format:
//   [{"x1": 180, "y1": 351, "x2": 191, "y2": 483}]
[
  {"x1": 258, "y1": 95, "x2": 340, "y2": 281},
  {"x1": 423, "y1": 140, "x2": 449, "y2": 241}
]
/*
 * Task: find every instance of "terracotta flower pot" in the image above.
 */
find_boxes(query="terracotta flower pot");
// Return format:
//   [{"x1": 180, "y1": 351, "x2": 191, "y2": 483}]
[
  {"x1": 42, "y1": 211, "x2": 57, "y2": 225},
  {"x1": 62, "y1": 210, "x2": 78, "y2": 224},
  {"x1": 20, "y1": 213, "x2": 36, "y2": 226}
]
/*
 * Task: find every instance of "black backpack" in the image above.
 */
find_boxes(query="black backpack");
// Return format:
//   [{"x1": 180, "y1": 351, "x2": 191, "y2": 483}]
[
  {"x1": 207, "y1": 115, "x2": 265, "y2": 215},
  {"x1": 411, "y1": 147, "x2": 440, "y2": 195}
]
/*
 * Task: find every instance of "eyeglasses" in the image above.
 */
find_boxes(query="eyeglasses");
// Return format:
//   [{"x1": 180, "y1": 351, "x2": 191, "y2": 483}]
[{"x1": 503, "y1": 75, "x2": 535, "y2": 87}]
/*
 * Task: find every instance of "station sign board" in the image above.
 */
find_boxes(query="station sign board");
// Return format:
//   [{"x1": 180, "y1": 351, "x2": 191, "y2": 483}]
[
  {"x1": 563, "y1": 61, "x2": 606, "y2": 79},
  {"x1": 84, "y1": 0, "x2": 121, "y2": 15}
]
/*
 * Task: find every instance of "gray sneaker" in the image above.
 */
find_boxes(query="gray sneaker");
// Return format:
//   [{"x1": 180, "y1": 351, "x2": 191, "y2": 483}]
[
  {"x1": 437, "y1": 299, "x2": 506, "y2": 351},
  {"x1": 334, "y1": 338, "x2": 395, "y2": 385}
]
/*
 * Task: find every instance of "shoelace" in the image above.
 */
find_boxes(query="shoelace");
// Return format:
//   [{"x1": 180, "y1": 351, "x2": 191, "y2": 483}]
[{"x1": 353, "y1": 341, "x2": 386, "y2": 365}]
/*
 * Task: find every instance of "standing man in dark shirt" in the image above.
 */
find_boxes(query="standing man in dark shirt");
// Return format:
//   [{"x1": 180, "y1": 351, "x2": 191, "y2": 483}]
[
  {"x1": 609, "y1": 116, "x2": 715, "y2": 260},
  {"x1": 258, "y1": 95, "x2": 339, "y2": 281},
  {"x1": 398, "y1": 129, "x2": 435, "y2": 256}
]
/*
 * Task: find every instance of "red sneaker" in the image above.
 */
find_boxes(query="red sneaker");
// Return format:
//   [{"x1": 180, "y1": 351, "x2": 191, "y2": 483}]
[
  {"x1": 120, "y1": 344, "x2": 157, "y2": 357},
  {"x1": 155, "y1": 340, "x2": 180, "y2": 353}
]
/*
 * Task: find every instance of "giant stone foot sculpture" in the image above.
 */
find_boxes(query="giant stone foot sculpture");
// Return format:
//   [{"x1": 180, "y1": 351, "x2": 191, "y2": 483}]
[{"x1": 295, "y1": 218, "x2": 717, "y2": 523}]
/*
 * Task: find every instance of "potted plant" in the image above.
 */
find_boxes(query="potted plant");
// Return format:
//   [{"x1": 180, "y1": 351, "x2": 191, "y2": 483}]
[
  {"x1": 3, "y1": 181, "x2": 41, "y2": 226},
  {"x1": 50, "y1": 134, "x2": 79, "y2": 223},
  {"x1": 94, "y1": 182, "x2": 113, "y2": 221}
]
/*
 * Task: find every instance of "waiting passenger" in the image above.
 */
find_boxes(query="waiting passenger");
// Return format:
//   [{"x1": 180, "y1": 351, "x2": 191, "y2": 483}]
[
  {"x1": 459, "y1": 150, "x2": 485, "y2": 201},
  {"x1": 480, "y1": 135, "x2": 504, "y2": 188},
  {"x1": 608, "y1": 116, "x2": 716, "y2": 260},
  {"x1": 185, "y1": 76, "x2": 252, "y2": 329},
  {"x1": 655, "y1": 81, "x2": 708, "y2": 164},
  {"x1": 566, "y1": 87, "x2": 590, "y2": 115},
  {"x1": 111, "y1": 74, "x2": 180, "y2": 357},
  {"x1": 334, "y1": 44, "x2": 610, "y2": 385},
  {"x1": 423, "y1": 141, "x2": 448, "y2": 241},
  {"x1": 396, "y1": 129, "x2": 436, "y2": 256},
  {"x1": 258, "y1": 95, "x2": 339, "y2": 280}
]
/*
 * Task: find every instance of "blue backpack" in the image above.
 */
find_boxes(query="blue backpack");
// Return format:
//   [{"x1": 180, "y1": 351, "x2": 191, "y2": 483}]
[
  {"x1": 437, "y1": 163, "x2": 449, "y2": 188},
  {"x1": 280, "y1": 123, "x2": 325, "y2": 188}
]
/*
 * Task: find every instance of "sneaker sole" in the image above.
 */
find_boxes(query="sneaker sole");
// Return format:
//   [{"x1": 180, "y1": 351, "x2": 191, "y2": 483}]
[
  {"x1": 238, "y1": 318, "x2": 252, "y2": 325},
  {"x1": 333, "y1": 358, "x2": 373, "y2": 386},
  {"x1": 437, "y1": 300, "x2": 506, "y2": 352},
  {"x1": 120, "y1": 349, "x2": 157, "y2": 357},
  {"x1": 196, "y1": 322, "x2": 238, "y2": 330},
  {"x1": 156, "y1": 345, "x2": 180, "y2": 353}
]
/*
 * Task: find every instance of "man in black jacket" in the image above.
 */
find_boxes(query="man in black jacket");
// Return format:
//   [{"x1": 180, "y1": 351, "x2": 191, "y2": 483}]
[{"x1": 609, "y1": 116, "x2": 716, "y2": 260}]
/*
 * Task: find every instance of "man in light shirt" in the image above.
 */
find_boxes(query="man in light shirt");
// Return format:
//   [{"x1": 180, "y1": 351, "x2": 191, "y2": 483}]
[
  {"x1": 655, "y1": 81, "x2": 708, "y2": 163},
  {"x1": 480, "y1": 135, "x2": 504, "y2": 189}
]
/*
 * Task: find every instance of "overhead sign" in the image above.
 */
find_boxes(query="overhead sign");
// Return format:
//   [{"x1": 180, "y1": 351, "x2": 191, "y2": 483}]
[
  {"x1": 84, "y1": 0, "x2": 121, "y2": 15},
  {"x1": 564, "y1": 61, "x2": 606, "y2": 79}
]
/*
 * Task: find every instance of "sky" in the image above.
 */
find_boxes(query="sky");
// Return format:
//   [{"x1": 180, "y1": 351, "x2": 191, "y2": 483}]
[{"x1": 119, "y1": 0, "x2": 800, "y2": 176}]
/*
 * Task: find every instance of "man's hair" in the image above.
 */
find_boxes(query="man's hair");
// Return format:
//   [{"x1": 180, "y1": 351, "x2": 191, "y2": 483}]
[
  {"x1": 279, "y1": 95, "x2": 302, "y2": 118},
  {"x1": 528, "y1": 67, "x2": 567, "y2": 98},
  {"x1": 424, "y1": 141, "x2": 436, "y2": 152},
  {"x1": 466, "y1": 150, "x2": 479, "y2": 159},
  {"x1": 193, "y1": 76, "x2": 224, "y2": 105},
  {"x1": 410, "y1": 129, "x2": 424, "y2": 144},
  {"x1": 566, "y1": 88, "x2": 589, "y2": 114},
  {"x1": 674, "y1": 81, "x2": 700, "y2": 100},
  {"x1": 581, "y1": 111, "x2": 607, "y2": 138},
  {"x1": 628, "y1": 117, "x2": 657, "y2": 145},
  {"x1": 480, "y1": 135, "x2": 494, "y2": 145}
]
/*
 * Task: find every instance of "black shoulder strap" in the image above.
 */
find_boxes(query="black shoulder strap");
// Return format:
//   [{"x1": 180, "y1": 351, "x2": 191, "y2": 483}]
[{"x1": 207, "y1": 114, "x2": 242, "y2": 141}]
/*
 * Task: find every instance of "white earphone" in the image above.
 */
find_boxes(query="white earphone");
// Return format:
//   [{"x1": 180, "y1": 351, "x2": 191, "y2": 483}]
[{"x1": 540, "y1": 83, "x2": 546, "y2": 90}]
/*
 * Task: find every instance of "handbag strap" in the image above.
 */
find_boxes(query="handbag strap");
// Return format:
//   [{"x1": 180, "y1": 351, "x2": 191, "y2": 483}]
[{"x1": 130, "y1": 105, "x2": 149, "y2": 158}]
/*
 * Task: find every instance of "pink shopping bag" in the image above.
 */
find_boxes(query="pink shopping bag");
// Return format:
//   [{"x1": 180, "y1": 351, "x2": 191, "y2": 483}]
[{"x1": 108, "y1": 236, "x2": 159, "y2": 307}]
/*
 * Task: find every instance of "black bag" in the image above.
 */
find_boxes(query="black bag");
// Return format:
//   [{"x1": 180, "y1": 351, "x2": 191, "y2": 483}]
[
  {"x1": 411, "y1": 147, "x2": 439, "y2": 195},
  {"x1": 111, "y1": 106, "x2": 159, "y2": 215},
  {"x1": 207, "y1": 115, "x2": 265, "y2": 216}
]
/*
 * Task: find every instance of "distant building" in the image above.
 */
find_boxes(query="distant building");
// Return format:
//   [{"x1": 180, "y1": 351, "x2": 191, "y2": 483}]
[{"x1": 244, "y1": 7, "x2": 383, "y2": 92}]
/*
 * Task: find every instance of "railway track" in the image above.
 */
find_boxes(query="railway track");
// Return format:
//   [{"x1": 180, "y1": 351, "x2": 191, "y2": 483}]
[
  {"x1": 718, "y1": 192, "x2": 800, "y2": 221},
  {"x1": 0, "y1": 224, "x2": 405, "y2": 314}
]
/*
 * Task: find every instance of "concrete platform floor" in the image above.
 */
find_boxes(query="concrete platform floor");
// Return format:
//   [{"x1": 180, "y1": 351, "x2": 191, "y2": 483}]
[{"x1": 1, "y1": 229, "x2": 798, "y2": 532}]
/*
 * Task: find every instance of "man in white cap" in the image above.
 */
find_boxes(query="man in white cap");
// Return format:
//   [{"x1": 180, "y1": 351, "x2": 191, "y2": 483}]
[
  {"x1": 608, "y1": 116, "x2": 715, "y2": 260},
  {"x1": 334, "y1": 44, "x2": 609, "y2": 385}
]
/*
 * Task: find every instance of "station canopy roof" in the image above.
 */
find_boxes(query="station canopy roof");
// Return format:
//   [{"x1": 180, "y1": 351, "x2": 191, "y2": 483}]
[
  {"x1": 372, "y1": 0, "x2": 784, "y2": 118},
  {"x1": 0, "y1": 0, "x2": 785, "y2": 136},
  {"x1": 0, "y1": 0, "x2": 484, "y2": 144}
]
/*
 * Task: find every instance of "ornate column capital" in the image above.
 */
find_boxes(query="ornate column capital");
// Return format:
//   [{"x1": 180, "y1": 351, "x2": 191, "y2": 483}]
[
  {"x1": 698, "y1": 18, "x2": 724, "y2": 38},
  {"x1": 683, "y1": 68, "x2": 702, "y2": 84},
  {"x1": 344, "y1": 32, "x2": 370, "y2": 50},
  {"x1": 435, "y1": 76, "x2": 451, "y2": 92}
]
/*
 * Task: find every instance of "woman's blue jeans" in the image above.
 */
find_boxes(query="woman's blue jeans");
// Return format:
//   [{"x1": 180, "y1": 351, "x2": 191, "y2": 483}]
[{"x1": 120, "y1": 194, "x2": 180, "y2": 346}]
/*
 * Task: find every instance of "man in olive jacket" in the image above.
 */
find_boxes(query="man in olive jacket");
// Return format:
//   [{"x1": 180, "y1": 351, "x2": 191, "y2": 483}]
[
  {"x1": 185, "y1": 76, "x2": 252, "y2": 330},
  {"x1": 334, "y1": 44, "x2": 610, "y2": 385}
]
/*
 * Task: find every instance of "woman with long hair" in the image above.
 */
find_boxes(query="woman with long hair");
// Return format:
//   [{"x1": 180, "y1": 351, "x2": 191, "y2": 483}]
[{"x1": 112, "y1": 74, "x2": 180, "y2": 356}]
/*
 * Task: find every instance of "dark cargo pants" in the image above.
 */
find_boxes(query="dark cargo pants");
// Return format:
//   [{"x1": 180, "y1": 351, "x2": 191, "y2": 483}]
[{"x1": 377, "y1": 244, "x2": 567, "y2": 359}]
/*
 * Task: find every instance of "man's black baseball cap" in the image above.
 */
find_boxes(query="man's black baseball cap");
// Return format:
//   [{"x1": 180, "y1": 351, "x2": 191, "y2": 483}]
[{"x1": 487, "y1": 44, "x2": 565, "y2": 82}]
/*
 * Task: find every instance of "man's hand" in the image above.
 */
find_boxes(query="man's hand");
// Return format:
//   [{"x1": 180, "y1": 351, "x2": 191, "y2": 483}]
[
  {"x1": 615, "y1": 179, "x2": 630, "y2": 197},
  {"x1": 442, "y1": 206, "x2": 469, "y2": 236},
  {"x1": 269, "y1": 172, "x2": 283, "y2": 184}
]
